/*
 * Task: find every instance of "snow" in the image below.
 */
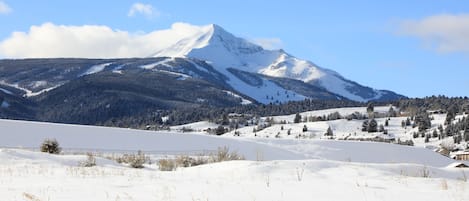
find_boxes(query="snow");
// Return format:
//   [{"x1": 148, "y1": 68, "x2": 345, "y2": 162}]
[
  {"x1": 255, "y1": 139, "x2": 455, "y2": 167},
  {"x1": 0, "y1": 81, "x2": 61, "y2": 97},
  {"x1": 30, "y1": 80, "x2": 48, "y2": 88},
  {"x1": 186, "y1": 58, "x2": 210, "y2": 73},
  {"x1": 155, "y1": 69, "x2": 191, "y2": 80},
  {"x1": 268, "y1": 105, "x2": 394, "y2": 123},
  {"x1": 112, "y1": 64, "x2": 126, "y2": 73},
  {"x1": 223, "y1": 67, "x2": 307, "y2": 104},
  {"x1": 0, "y1": 119, "x2": 302, "y2": 160},
  {"x1": 170, "y1": 121, "x2": 219, "y2": 132},
  {"x1": 151, "y1": 23, "x2": 388, "y2": 102},
  {"x1": 1, "y1": 100, "x2": 9, "y2": 108},
  {"x1": 0, "y1": 148, "x2": 468, "y2": 201},
  {"x1": 223, "y1": 90, "x2": 252, "y2": 105},
  {"x1": 259, "y1": 53, "x2": 324, "y2": 82},
  {"x1": 80, "y1": 63, "x2": 112, "y2": 76},
  {"x1": 0, "y1": 116, "x2": 468, "y2": 200},
  {"x1": 0, "y1": 87, "x2": 12, "y2": 95},
  {"x1": 140, "y1": 58, "x2": 173, "y2": 69},
  {"x1": 25, "y1": 85, "x2": 61, "y2": 97}
]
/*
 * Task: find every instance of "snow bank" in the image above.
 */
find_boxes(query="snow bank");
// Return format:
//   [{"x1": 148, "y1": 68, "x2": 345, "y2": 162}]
[
  {"x1": 0, "y1": 119, "x2": 303, "y2": 160},
  {"x1": 255, "y1": 139, "x2": 456, "y2": 167}
]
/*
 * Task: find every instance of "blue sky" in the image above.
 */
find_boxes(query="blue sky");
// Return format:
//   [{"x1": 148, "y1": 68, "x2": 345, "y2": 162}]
[{"x1": 0, "y1": 0, "x2": 468, "y2": 98}]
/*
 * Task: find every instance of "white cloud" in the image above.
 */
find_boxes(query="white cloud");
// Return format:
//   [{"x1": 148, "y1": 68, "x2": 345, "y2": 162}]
[
  {"x1": 398, "y1": 14, "x2": 469, "y2": 54},
  {"x1": 0, "y1": 22, "x2": 206, "y2": 58},
  {"x1": 0, "y1": 1, "x2": 12, "y2": 14},
  {"x1": 128, "y1": 3, "x2": 158, "y2": 18},
  {"x1": 251, "y1": 38, "x2": 283, "y2": 50}
]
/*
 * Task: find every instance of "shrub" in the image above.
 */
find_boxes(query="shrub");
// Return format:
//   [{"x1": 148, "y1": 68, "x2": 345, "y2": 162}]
[
  {"x1": 158, "y1": 155, "x2": 210, "y2": 171},
  {"x1": 129, "y1": 151, "x2": 147, "y2": 168},
  {"x1": 215, "y1": 126, "x2": 227, "y2": 135},
  {"x1": 79, "y1": 152, "x2": 96, "y2": 167},
  {"x1": 210, "y1": 146, "x2": 244, "y2": 162},
  {"x1": 40, "y1": 138, "x2": 61, "y2": 154},
  {"x1": 157, "y1": 147, "x2": 244, "y2": 171},
  {"x1": 111, "y1": 151, "x2": 148, "y2": 168},
  {"x1": 158, "y1": 158, "x2": 177, "y2": 171}
]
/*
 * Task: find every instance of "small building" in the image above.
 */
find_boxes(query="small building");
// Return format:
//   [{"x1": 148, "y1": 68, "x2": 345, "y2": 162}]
[
  {"x1": 454, "y1": 152, "x2": 469, "y2": 161},
  {"x1": 436, "y1": 148, "x2": 451, "y2": 157},
  {"x1": 428, "y1": 109, "x2": 445, "y2": 114},
  {"x1": 447, "y1": 162, "x2": 469, "y2": 168}
]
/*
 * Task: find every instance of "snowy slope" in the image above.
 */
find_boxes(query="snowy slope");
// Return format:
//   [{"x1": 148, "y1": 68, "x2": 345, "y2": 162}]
[
  {"x1": 1, "y1": 149, "x2": 468, "y2": 201},
  {"x1": 79, "y1": 62, "x2": 112, "y2": 76},
  {"x1": 256, "y1": 139, "x2": 455, "y2": 167},
  {"x1": 153, "y1": 23, "x2": 402, "y2": 102},
  {"x1": 0, "y1": 117, "x2": 468, "y2": 200},
  {"x1": 0, "y1": 119, "x2": 303, "y2": 160},
  {"x1": 0, "y1": 118, "x2": 460, "y2": 168}
]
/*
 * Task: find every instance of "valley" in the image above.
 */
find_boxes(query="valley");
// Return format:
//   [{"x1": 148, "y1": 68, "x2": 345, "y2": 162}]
[{"x1": 1, "y1": 104, "x2": 469, "y2": 200}]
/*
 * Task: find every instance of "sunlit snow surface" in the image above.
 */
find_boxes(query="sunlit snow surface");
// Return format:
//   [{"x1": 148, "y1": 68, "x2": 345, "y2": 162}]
[{"x1": 1, "y1": 105, "x2": 468, "y2": 200}]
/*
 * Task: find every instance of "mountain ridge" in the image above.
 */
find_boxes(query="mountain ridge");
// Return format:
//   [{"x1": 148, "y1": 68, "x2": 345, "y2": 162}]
[{"x1": 151, "y1": 23, "x2": 404, "y2": 102}]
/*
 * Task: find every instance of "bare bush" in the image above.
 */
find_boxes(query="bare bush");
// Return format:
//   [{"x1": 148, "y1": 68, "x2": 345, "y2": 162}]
[
  {"x1": 441, "y1": 179, "x2": 448, "y2": 190},
  {"x1": 158, "y1": 158, "x2": 177, "y2": 171},
  {"x1": 157, "y1": 146, "x2": 244, "y2": 171},
  {"x1": 79, "y1": 152, "x2": 96, "y2": 167},
  {"x1": 420, "y1": 166, "x2": 431, "y2": 178},
  {"x1": 110, "y1": 151, "x2": 148, "y2": 168},
  {"x1": 210, "y1": 146, "x2": 244, "y2": 163},
  {"x1": 129, "y1": 151, "x2": 147, "y2": 168}
]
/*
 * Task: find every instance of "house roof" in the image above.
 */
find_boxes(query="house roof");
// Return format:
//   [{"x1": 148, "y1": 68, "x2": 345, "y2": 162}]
[{"x1": 447, "y1": 162, "x2": 469, "y2": 168}]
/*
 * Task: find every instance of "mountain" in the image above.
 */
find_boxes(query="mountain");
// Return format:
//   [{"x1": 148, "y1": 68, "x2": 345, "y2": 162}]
[
  {"x1": 0, "y1": 57, "x2": 348, "y2": 124},
  {"x1": 0, "y1": 58, "x2": 253, "y2": 123},
  {"x1": 0, "y1": 23, "x2": 405, "y2": 125},
  {"x1": 153, "y1": 24, "x2": 404, "y2": 102}
]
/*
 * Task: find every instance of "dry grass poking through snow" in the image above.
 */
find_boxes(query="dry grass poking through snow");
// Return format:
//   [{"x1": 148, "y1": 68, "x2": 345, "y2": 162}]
[{"x1": 158, "y1": 146, "x2": 244, "y2": 171}]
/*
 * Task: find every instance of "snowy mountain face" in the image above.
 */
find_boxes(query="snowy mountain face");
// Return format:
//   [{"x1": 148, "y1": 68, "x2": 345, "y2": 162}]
[
  {"x1": 153, "y1": 24, "x2": 404, "y2": 102},
  {"x1": 0, "y1": 23, "x2": 403, "y2": 121}
]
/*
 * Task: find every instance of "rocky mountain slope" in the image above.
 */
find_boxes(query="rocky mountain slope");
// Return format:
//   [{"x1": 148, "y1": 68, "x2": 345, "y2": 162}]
[{"x1": 153, "y1": 24, "x2": 404, "y2": 102}]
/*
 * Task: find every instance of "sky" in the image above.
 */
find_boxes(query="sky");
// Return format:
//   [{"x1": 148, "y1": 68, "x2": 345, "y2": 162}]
[{"x1": 0, "y1": 0, "x2": 468, "y2": 98}]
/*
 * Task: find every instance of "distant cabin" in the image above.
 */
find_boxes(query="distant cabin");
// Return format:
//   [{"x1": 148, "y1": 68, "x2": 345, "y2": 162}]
[
  {"x1": 437, "y1": 148, "x2": 451, "y2": 157},
  {"x1": 447, "y1": 162, "x2": 469, "y2": 168},
  {"x1": 454, "y1": 152, "x2": 469, "y2": 161},
  {"x1": 427, "y1": 109, "x2": 445, "y2": 114}
]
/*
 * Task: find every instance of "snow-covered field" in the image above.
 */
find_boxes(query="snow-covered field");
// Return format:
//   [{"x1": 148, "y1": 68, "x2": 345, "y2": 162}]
[
  {"x1": 1, "y1": 105, "x2": 469, "y2": 200},
  {"x1": 0, "y1": 119, "x2": 301, "y2": 160},
  {"x1": 1, "y1": 148, "x2": 468, "y2": 201}
]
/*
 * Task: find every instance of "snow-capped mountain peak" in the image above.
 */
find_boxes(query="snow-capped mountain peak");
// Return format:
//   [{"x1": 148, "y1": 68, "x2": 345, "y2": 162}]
[
  {"x1": 154, "y1": 24, "x2": 267, "y2": 68},
  {"x1": 152, "y1": 23, "x2": 403, "y2": 102}
]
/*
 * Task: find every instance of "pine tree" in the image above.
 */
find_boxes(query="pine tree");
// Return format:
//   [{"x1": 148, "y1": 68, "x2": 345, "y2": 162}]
[
  {"x1": 294, "y1": 113, "x2": 301, "y2": 123},
  {"x1": 388, "y1": 107, "x2": 397, "y2": 117},
  {"x1": 367, "y1": 102, "x2": 374, "y2": 113},
  {"x1": 362, "y1": 120, "x2": 369, "y2": 132},
  {"x1": 445, "y1": 111, "x2": 455, "y2": 125},
  {"x1": 438, "y1": 125, "x2": 444, "y2": 134},
  {"x1": 325, "y1": 126, "x2": 333, "y2": 136},
  {"x1": 368, "y1": 118, "x2": 378, "y2": 133},
  {"x1": 464, "y1": 129, "x2": 469, "y2": 142},
  {"x1": 405, "y1": 118, "x2": 411, "y2": 126}
]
